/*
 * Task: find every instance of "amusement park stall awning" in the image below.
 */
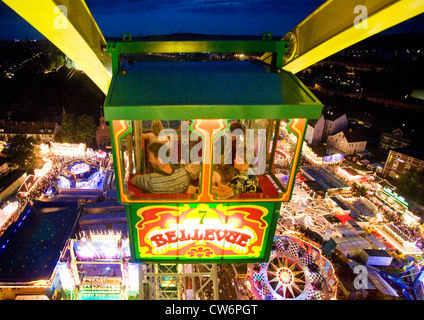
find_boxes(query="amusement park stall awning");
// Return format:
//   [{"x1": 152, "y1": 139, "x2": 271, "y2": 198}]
[
  {"x1": 334, "y1": 214, "x2": 354, "y2": 224},
  {"x1": 0, "y1": 201, "x2": 82, "y2": 283},
  {"x1": 104, "y1": 60, "x2": 323, "y2": 121},
  {"x1": 304, "y1": 180, "x2": 328, "y2": 195},
  {"x1": 296, "y1": 173, "x2": 308, "y2": 182}
]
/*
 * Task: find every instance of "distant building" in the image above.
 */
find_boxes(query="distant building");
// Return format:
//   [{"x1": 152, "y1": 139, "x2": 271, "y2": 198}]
[
  {"x1": 348, "y1": 112, "x2": 375, "y2": 129},
  {"x1": 0, "y1": 157, "x2": 10, "y2": 178},
  {"x1": 96, "y1": 117, "x2": 111, "y2": 149},
  {"x1": 350, "y1": 198, "x2": 378, "y2": 224},
  {"x1": 0, "y1": 169, "x2": 27, "y2": 202},
  {"x1": 379, "y1": 128, "x2": 412, "y2": 151},
  {"x1": 0, "y1": 121, "x2": 59, "y2": 144},
  {"x1": 327, "y1": 129, "x2": 367, "y2": 156},
  {"x1": 323, "y1": 113, "x2": 348, "y2": 141},
  {"x1": 383, "y1": 146, "x2": 424, "y2": 178},
  {"x1": 360, "y1": 249, "x2": 393, "y2": 266},
  {"x1": 305, "y1": 114, "x2": 325, "y2": 146}
]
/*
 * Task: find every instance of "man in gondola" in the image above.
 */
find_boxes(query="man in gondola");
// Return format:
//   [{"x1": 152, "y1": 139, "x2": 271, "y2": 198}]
[{"x1": 131, "y1": 142, "x2": 189, "y2": 194}]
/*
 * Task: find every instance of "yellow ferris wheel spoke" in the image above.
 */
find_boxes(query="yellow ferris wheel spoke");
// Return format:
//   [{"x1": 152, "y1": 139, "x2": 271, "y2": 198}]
[{"x1": 262, "y1": 0, "x2": 424, "y2": 73}]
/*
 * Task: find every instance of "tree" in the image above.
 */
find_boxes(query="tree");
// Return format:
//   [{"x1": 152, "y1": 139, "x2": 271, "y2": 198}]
[
  {"x1": 49, "y1": 54, "x2": 65, "y2": 71},
  {"x1": 3, "y1": 135, "x2": 39, "y2": 171},
  {"x1": 396, "y1": 169, "x2": 424, "y2": 205},
  {"x1": 60, "y1": 113, "x2": 77, "y2": 143},
  {"x1": 352, "y1": 182, "x2": 367, "y2": 197},
  {"x1": 76, "y1": 114, "x2": 97, "y2": 145},
  {"x1": 59, "y1": 113, "x2": 97, "y2": 145}
]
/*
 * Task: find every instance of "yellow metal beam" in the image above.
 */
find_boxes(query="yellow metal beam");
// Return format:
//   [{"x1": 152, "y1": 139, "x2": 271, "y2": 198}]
[
  {"x1": 2, "y1": 0, "x2": 111, "y2": 94},
  {"x1": 263, "y1": 0, "x2": 424, "y2": 74}
]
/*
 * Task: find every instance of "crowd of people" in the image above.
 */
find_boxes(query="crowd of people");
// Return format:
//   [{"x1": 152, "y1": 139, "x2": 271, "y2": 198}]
[
  {"x1": 358, "y1": 186, "x2": 424, "y2": 249},
  {"x1": 11, "y1": 151, "x2": 111, "y2": 221},
  {"x1": 379, "y1": 205, "x2": 423, "y2": 250}
]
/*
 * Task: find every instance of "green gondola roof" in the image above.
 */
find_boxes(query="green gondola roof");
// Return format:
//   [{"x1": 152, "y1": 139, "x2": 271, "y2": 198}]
[{"x1": 104, "y1": 60, "x2": 322, "y2": 120}]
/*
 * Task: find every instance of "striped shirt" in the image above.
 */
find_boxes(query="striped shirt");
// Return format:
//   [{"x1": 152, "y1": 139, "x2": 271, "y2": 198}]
[{"x1": 133, "y1": 166, "x2": 189, "y2": 194}]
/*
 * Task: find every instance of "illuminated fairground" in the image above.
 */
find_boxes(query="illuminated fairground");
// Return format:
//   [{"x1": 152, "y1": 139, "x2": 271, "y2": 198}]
[
  {"x1": 1, "y1": 0, "x2": 423, "y2": 302},
  {"x1": 248, "y1": 234, "x2": 338, "y2": 300},
  {"x1": 50, "y1": 142, "x2": 86, "y2": 157},
  {"x1": 58, "y1": 159, "x2": 104, "y2": 190}
]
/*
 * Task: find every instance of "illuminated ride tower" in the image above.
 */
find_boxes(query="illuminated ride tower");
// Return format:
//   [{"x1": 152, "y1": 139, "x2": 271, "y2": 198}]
[{"x1": 103, "y1": 35, "x2": 323, "y2": 300}]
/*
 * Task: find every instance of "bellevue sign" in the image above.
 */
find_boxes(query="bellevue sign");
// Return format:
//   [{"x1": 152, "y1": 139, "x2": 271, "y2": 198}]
[{"x1": 127, "y1": 203, "x2": 278, "y2": 263}]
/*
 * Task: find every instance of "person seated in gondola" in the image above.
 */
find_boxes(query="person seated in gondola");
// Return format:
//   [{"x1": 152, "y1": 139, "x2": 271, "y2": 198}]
[
  {"x1": 141, "y1": 120, "x2": 169, "y2": 146},
  {"x1": 213, "y1": 122, "x2": 246, "y2": 184},
  {"x1": 211, "y1": 169, "x2": 234, "y2": 199},
  {"x1": 227, "y1": 154, "x2": 261, "y2": 197},
  {"x1": 131, "y1": 142, "x2": 189, "y2": 194},
  {"x1": 212, "y1": 154, "x2": 261, "y2": 199},
  {"x1": 142, "y1": 120, "x2": 170, "y2": 173}
]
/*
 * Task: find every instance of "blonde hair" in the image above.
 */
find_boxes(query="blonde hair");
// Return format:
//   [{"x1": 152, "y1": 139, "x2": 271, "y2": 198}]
[{"x1": 151, "y1": 120, "x2": 163, "y2": 136}]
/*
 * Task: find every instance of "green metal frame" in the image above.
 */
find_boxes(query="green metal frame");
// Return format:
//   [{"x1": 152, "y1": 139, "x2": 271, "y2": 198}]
[
  {"x1": 104, "y1": 103, "x2": 322, "y2": 122},
  {"x1": 106, "y1": 37, "x2": 290, "y2": 74},
  {"x1": 103, "y1": 36, "x2": 322, "y2": 122}
]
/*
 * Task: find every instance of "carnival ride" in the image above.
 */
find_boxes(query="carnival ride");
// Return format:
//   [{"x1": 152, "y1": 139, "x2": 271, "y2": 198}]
[
  {"x1": 2, "y1": 0, "x2": 423, "y2": 300},
  {"x1": 249, "y1": 234, "x2": 338, "y2": 300},
  {"x1": 58, "y1": 158, "x2": 103, "y2": 190},
  {"x1": 71, "y1": 231, "x2": 134, "y2": 300}
]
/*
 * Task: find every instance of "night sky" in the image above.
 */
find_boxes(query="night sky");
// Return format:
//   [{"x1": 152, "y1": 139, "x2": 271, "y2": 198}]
[{"x1": 0, "y1": 0, "x2": 423, "y2": 40}]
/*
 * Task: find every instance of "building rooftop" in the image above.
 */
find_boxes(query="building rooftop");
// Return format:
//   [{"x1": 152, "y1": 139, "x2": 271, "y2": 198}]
[
  {"x1": 308, "y1": 118, "x2": 320, "y2": 128},
  {"x1": 324, "y1": 112, "x2": 346, "y2": 122},
  {"x1": 304, "y1": 180, "x2": 328, "y2": 193},
  {"x1": 0, "y1": 201, "x2": 81, "y2": 283},
  {"x1": 0, "y1": 169, "x2": 26, "y2": 192},
  {"x1": 0, "y1": 121, "x2": 58, "y2": 135},
  {"x1": 392, "y1": 146, "x2": 424, "y2": 161},
  {"x1": 362, "y1": 249, "x2": 392, "y2": 257},
  {"x1": 343, "y1": 129, "x2": 367, "y2": 143}
]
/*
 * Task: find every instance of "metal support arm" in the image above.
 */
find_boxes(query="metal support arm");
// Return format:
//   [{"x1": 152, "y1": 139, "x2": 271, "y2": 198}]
[{"x1": 262, "y1": 0, "x2": 424, "y2": 74}]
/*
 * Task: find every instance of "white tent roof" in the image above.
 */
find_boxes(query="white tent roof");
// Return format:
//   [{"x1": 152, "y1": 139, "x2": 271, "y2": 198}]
[
  {"x1": 294, "y1": 213, "x2": 315, "y2": 227},
  {"x1": 291, "y1": 195, "x2": 311, "y2": 212},
  {"x1": 279, "y1": 208, "x2": 293, "y2": 218},
  {"x1": 279, "y1": 216, "x2": 297, "y2": 229},
  {"x1": 313, "y1": 215, "x2": 330, "y2": 227}
]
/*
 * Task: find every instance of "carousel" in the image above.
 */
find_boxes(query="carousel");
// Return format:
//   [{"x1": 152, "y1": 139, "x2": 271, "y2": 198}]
[{"x1": 58, "y1": 158, "x2": 102, "y2": 189}]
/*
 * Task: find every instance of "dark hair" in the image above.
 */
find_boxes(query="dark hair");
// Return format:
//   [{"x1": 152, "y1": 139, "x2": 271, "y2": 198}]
[
  {"x1": 230, "y1": 122, "x2": 245, "y2": 134},
  {"x1": 148, "y1": 142, "x2": 169, "y2": 158}
]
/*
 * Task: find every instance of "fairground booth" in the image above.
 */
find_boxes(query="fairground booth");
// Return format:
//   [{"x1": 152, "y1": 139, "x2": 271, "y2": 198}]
[{"x1": 104, "y1": 36, "x2": 323, "y2": 264}]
